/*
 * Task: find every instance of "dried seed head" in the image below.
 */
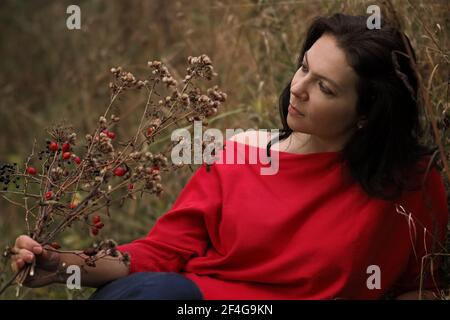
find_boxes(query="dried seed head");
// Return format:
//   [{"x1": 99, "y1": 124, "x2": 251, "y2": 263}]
[
  {"x1": 137, "y1": 80, "x2": 145, "y2": 89},
  {"x1": 68, "y1": 133, "x2": 77, "y2": 144},
  {"x1": 150, "y1": 118, "x2": 162, "y2": 127},
  {"x1": 130, "y1": 152, "x2": 141, "y2": 160},
  {"x1": 125, "y1": 72, "x2": 135, "y2": 82},
  {"x1": 144, "y1": 152, "x2": 153, "y2": 160},
  {"x1": 202, "y1": 55, "x2": 212, "y2": 64}
]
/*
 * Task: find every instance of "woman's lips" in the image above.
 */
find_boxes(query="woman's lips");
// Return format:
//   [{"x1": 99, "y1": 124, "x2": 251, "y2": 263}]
[{"x1": 288, "y1": 104, "x2": 304, "y2": 116}]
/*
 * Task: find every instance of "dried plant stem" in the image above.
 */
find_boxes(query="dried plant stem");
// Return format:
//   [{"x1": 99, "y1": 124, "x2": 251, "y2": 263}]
[
  {"x1": 0, "y1": 190, "x2": 42, "y2": 199},
  {"x1": 0, "y1": 270, "x2": 22, "y2": 296},
  {"x1": 405, "y1": 0, "x2": 448, "y2": 62},
  {"x1": 167, "y1": 79, "x2": 191, "y2": 118},
  {"x1": 103, "y1": 87, "x2": 123, "y2": 119},
  {"x1": 83, "y1": 87, "x2": 123, "y2": 161},
  {"x1": 419, "y1": 253, "x2": 450, "y2": 300},
  {"x1": 385, "y1": 0, "x2": 450, "y2": 184},
  {"x1": 40, "y1": 182, "x2": 103, "y2": 245},
  {"x1": 133, "y1": 82, "x2": 156, "y2": 145},
  {"x1": 1, "y1": 195, "x2": 27, "y2": 210},
  {"x1": 23, "y1": 140, "x2": 37, "y2": 237},
  {"x1": 114, "y1": 78, "x2": 189, "y2": 166},
  {"x1": 155, "y1": 110, "x2": 196, "y2": 138}
]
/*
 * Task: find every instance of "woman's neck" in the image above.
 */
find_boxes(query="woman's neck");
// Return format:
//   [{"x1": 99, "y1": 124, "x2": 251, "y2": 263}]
[{"x1": 276, "y1": 131, "x2": 352, "y2": 154}]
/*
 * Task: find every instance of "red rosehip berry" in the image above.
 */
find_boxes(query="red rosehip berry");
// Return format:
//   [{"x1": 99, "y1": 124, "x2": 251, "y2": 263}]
[
  {"x1": 107, "y1": 131, "x2": 116, "y2": 139},
  {"x1": 62, "y1": 152, "x2": 71, "y2": 160},
  {"x1": 113, "y1": 167, "x2": 126, "y2": 177},
  {"x1": 49, "y1": 141, "x2": 58, "y2": 152},
  {"x1": 26, "y1": 167, "x2": 37, "y2": 175},
  {"x1": 151, "y1": 166, "x2": 160, "y2": 174},
  {"x1": 91, "y1": 227, "x2": 99, "y2": 236},
  {"x1": 95, "y1": 222, "x2": 105, "y2": 229},
  {"x1": 92, "y1": 215, "x2": 101, "y2": 224},
  {"x1": 147, "y1": 127, "x2": 154, "y2": 136},
  {"x1": 74, "y1": 156, "x2": 81, "y2": 165},
  {"x1": 62, "y1": 142, "x2": 71, "y2": 152},
  {"x1": 50, "y1": 242, "x2": 61, "y2": 249},
  {"x1": 128, "y1": 183, "x2": 134, "y2": 190},
  {"x1": 45, "y1": 191, "x2": 53, "y2": 200},
  {"x1": 68, "y1": 202, "x2": 77, "y2": 209}
]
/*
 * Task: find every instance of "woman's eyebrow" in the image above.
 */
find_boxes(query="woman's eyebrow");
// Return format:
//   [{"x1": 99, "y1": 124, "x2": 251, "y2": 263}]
[{"x1": 304, "y1": 52, "x2": 341, "y2": 92}]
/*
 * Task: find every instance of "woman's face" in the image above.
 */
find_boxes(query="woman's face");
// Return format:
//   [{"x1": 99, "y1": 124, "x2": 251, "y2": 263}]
[{"x1": 288, "y1": 33, "x2": 359, "y2": 140}]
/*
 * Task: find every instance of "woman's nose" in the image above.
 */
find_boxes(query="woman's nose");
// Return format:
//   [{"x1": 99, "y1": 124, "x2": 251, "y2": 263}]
[
  {"x1": 291, "y1": 85, "x2": 308, "y2": 102},
  {"x1": 291, "y1": 79, "x2": 309, "y2": 101}
]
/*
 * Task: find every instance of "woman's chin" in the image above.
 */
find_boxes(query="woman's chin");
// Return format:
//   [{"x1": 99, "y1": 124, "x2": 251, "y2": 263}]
[{"x1": 287, "y1": 117, "x2": 307, "y2": 133}]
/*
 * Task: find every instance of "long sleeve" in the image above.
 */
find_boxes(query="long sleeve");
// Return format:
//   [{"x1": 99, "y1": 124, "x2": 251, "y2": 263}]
[
  {"x1": 116, "y1": 161, "x2": 222, "y2": 274},
  {"x1": 390, "y1": 166, "x2": 449, "y2": 297}
]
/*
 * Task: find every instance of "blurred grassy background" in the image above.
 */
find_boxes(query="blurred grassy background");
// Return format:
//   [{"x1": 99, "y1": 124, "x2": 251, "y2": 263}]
[{"x1": 0, "y1": 0, "x2": 448, "y2": 299}]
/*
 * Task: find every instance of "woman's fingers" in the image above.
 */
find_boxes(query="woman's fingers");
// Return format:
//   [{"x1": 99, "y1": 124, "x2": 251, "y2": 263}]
[
  {"x1": 15, "y1": 235, "x2": 41, "y2": 253},
  {"x1": 11, "y1": 235, "x2": 60, "y2": 277},
  {"x1": 10, "y1": 248, "x2": 34, "y2": 272},
  {"x1": 11, "y1": 235, "x2": 42, "y2": 272},
  {"x1": 11, "y1": 258, "x2": 24, "y2": 273},
  {"x1": 11, "y1": 260, "x2": 17, "y2": 273},
  {"x1": 18, "y1": 248, "x2": 34, "y2": 263}
]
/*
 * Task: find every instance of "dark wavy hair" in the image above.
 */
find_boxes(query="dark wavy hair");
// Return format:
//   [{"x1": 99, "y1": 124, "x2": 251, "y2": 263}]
[{"x1": 267, "y1": 13, "x2": 436, "y2": 200}]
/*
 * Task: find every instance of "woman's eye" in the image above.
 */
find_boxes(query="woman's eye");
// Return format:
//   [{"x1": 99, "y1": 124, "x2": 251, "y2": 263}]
[
  {"x1": 300, "y1": 62, "x2": 308, "y2": 72},
  {"x1": 319, "y1": 82, "x2": 333, "y2": 95},
  {"x1": 299, "y1": 63, "x2": 334, "y2": 96}
]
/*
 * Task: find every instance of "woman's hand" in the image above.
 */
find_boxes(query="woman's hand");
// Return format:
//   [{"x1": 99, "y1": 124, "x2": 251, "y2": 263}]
[
  {"x1": 10, "y1": 235, "x2": 62, "y2": 288},
  {"x1": 11, "y1": 234, "x2": 129, "y2": 289}
]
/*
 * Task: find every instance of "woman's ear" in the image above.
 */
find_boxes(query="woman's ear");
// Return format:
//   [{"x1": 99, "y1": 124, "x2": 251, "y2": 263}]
[{"x1": 356, "y1": 116, "x2": 368, "y2": 129}]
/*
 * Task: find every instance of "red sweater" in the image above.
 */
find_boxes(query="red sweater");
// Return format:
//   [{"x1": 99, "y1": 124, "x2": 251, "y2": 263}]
[{"x1": 117, "y1": 139, "x2": 448, "y2": 299}]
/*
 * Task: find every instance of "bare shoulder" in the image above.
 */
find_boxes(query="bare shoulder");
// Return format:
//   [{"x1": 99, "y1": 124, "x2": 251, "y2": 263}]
[{"x1": 228, "y1": 129, "x2": 274, "y2": 148}]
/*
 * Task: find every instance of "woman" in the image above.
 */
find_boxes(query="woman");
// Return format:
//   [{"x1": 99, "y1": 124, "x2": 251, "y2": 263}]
[{"x1": 10, "y1": 13, "x2": 448, "y2": 300}]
